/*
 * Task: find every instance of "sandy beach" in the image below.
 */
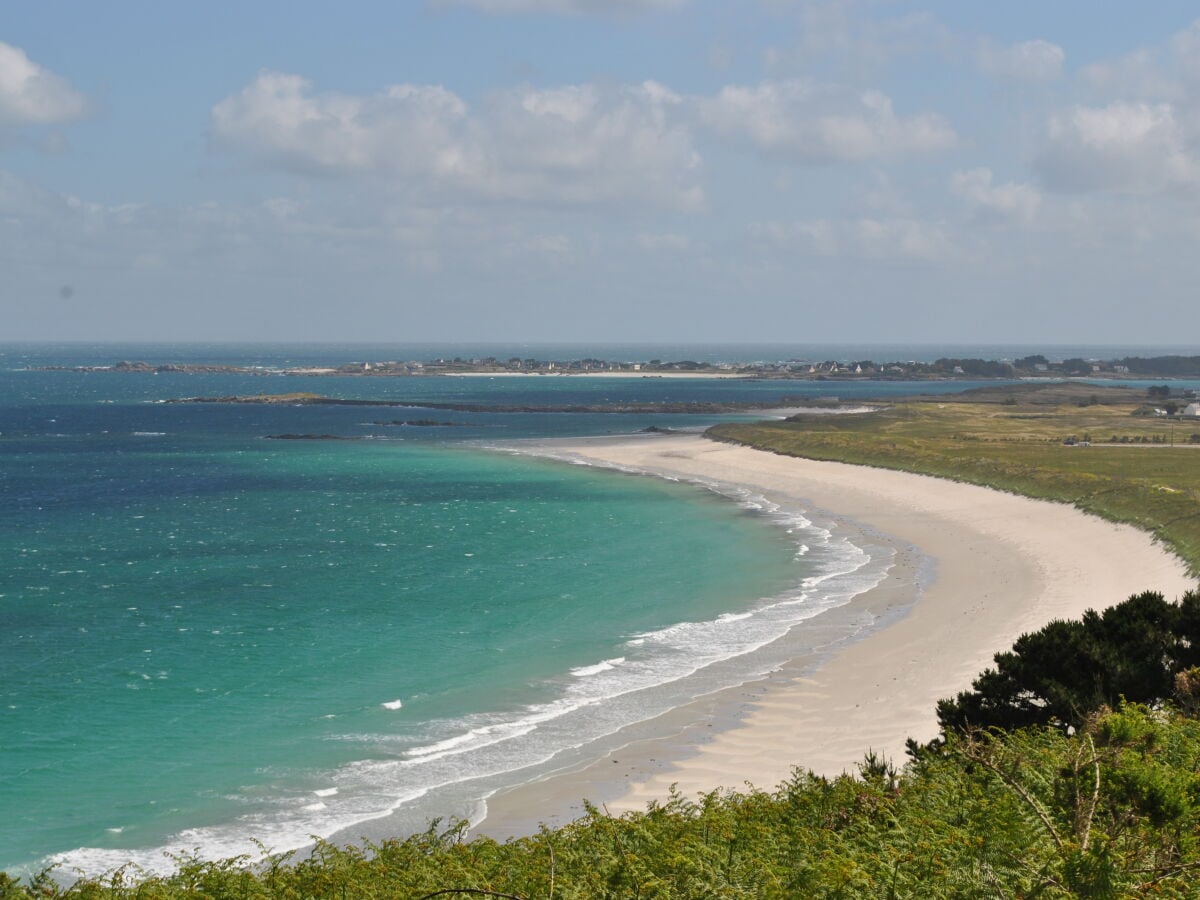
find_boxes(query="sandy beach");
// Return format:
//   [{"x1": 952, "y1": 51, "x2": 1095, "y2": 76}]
[{"x1": 477, "y1": 433, "x2": 1196, "y2": 835}]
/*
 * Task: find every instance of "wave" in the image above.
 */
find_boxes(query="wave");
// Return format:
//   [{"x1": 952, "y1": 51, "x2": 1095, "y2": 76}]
[{"x1": 570, "y1": 657, "x2": 626, "y2": 677}]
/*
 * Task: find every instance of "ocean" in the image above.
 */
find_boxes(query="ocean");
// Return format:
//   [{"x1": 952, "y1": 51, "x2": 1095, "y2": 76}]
[{"x1": 1, "y1": 342, "x2": 1193, "y2": 876}]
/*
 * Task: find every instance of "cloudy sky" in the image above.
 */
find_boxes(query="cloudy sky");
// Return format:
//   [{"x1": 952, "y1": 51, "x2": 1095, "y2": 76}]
[{"x1": 3, "y1": 1, "x2": 1199, "y2": 343}]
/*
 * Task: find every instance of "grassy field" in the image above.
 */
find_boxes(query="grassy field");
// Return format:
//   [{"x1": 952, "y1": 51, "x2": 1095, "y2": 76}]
[{"x1": 710, "y1": 383, "x2": 1200, "y2": 574}]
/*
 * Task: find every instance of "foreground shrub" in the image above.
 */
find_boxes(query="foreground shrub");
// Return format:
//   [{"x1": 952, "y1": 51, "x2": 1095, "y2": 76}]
[{"x1": 938, "y1": 590, "x2": 1200, "y2": 732}]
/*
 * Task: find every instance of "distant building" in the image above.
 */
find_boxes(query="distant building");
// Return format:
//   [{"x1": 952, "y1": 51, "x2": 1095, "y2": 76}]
[{"x1": 1184, "y1": 402, "x2": 1200, "y2": 417}]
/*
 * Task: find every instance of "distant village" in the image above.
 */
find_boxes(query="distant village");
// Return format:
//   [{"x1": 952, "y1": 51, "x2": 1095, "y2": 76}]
[
  {"x1": 355, "y1": 353, "x2": 1177, "y2": 379},
  {"x1": 35, "y1": 353, "x2": 1200, "y2": 385}
]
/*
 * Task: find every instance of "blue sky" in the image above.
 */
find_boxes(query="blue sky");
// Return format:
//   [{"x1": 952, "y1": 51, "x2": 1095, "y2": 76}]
[{"x1": 3, "y1": 1, "x2": 1200, "y2": 343}]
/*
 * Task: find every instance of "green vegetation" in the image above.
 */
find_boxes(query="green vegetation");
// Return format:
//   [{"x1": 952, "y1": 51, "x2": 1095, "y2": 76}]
[
  {"x1": 710, "y1": 383, "x2": 1200, "y2": 572},
  {"x1": 938, "y1": 590, "x2": 1200, "y2": 732},
  {"x1": 1119, "y1": 356, "x2": 1200, "y2": 377}
]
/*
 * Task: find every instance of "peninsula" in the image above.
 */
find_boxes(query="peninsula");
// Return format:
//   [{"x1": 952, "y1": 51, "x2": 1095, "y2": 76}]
[{"x1": 33, "y1": 353, "x2": 1200, "y2": 380}]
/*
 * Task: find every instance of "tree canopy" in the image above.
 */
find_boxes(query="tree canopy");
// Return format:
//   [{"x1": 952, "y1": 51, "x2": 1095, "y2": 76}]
[{"x1": 937, "y1": 590, "x2": 1200, "y2": 732}]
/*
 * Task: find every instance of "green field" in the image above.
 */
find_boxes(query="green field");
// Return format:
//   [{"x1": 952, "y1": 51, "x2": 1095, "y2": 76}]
[{"x1": 711, "y1": 383, "x2": 1200, "y2": 574}]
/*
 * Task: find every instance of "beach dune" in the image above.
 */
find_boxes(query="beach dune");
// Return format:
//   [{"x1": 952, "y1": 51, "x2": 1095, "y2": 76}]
[{"x1": 478, "y1": 433, "x2": 1196, "y2": 833}]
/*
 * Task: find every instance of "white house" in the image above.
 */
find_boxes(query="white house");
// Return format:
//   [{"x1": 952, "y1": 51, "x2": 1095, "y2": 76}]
[{"x1": 1184, "y1": 402, "x2": 1200, "y2": 417}]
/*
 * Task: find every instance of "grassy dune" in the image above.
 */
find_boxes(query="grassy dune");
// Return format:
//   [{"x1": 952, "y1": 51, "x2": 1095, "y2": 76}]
[{"x1": 710, "y1": 383, "x2": 1200, "y2": 573}]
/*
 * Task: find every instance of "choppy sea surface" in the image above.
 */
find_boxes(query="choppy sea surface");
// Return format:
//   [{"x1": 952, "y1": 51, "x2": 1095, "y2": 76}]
[{"x1": 1, "y1": 342, "x2": 1192, "y2": 877}]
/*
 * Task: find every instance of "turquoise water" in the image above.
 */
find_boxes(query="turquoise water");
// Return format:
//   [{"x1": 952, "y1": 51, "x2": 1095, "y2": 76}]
[
  {"x1": 2, "y1": 436, "x2": 808, "y2": 873},
  {"x1": 1, "y1": 347, "x2": 846, "y2": 875}
]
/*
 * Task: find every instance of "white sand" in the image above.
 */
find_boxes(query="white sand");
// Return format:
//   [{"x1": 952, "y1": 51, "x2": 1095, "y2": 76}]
[{"x1": 484, "y1": 433, "x2": 1195, "y2": 822}]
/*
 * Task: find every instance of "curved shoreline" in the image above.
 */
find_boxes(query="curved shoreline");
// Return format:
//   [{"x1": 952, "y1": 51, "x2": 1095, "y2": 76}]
[{"x1": 474, "y1": 432, "x2": 1196, "y2": 835}]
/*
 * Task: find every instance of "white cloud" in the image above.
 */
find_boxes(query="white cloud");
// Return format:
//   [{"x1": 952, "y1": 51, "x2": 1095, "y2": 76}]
[
  {"x1": 951, "y1": 168, "x2": 1040, "y2": 223},
  {"x1": 978, "y1": 38, "x2": 1065, "y2": 82},
  {"x1": 212, "y1": 73, "x2": 702, "y2": 210},
  {"x1": 478, "y1": 81, "x2": 701, "y2": 208},
  {"x1": 753, "y1": 219, "x2": 838, "y2": 256},
  {"x1": 856, "y1": 170, "x2": 908, "y2": 215},
  {"x1": 1034, "y1": 101, "x2": 1200, "y2": 193},
  {"x1": 854, "y1": 217, "x2": 952, "y2": 260},
  {"x1": 1169, "y1": 19, "x2": 1200, "y2": 84},
  {"x1": 211, "y1": 72, "x2": 474, "y2": 178},
  {"x1": 753, "y1": 216, "x2": 951, "y2": 261},
  {"x1": 1079, "y1": 49, "x2": 1178, "y2": 101},
  {"x1": 1034, "y1": 19, "x2": 1200, "y2": 196},
  {"x1": 0, "y1": 166, "x2": 593, "y2": 294},
  {"x1": 522, "y1": 233, "x2": 571, "y2": 254},
  {"x1": 698, "y1": 80, "x2": 956, "y2": 163},
  {"x1": 1078, "y1": 19, "x2": 1200, "y2": 102},
  {"x1": 636, "y1": 231, "x2": 689, "y2": 252},
  {"x1": 432, "y1": 0, "x2": 683, "y2": 13},
  {"x1": 0, "y1": 41, "x2": 86, "y2": 126}
]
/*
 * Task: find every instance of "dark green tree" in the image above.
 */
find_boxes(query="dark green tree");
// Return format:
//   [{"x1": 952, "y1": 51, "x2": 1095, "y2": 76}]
[
  {"x1": 938, "y1": 590, "x2": 1200, "y2": 732},
  {"x1": 1060, "y1": 357, "x2": 1094, "y2": 376}
]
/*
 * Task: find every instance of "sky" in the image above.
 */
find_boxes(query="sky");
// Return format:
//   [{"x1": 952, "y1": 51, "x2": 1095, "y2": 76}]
[{"x1": 3, "y1": 1, "x2": 1200, "y2": 344}]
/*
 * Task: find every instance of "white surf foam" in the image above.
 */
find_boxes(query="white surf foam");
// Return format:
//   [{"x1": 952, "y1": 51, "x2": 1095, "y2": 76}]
[{"x1": 570, "y1": 657, "x2": 626, "y2": 677}]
